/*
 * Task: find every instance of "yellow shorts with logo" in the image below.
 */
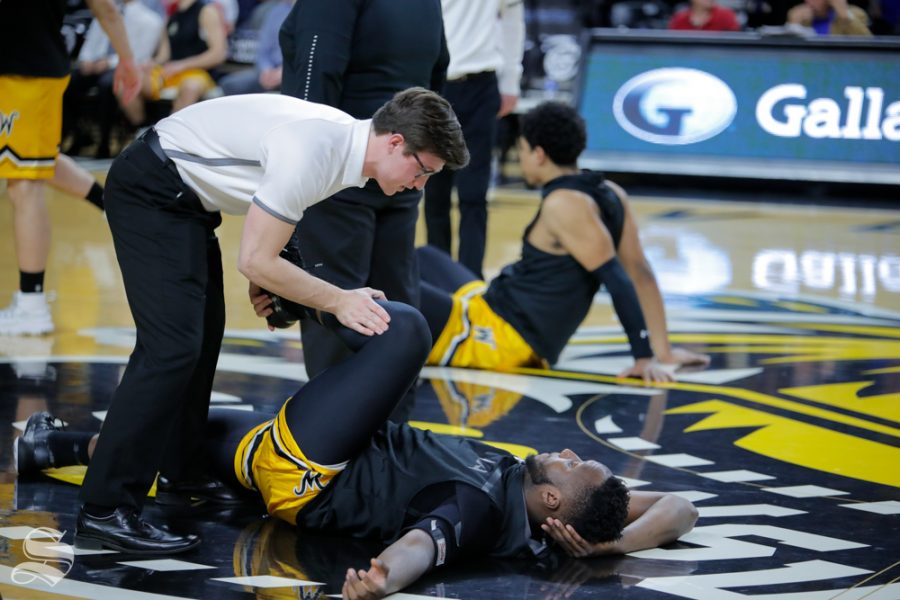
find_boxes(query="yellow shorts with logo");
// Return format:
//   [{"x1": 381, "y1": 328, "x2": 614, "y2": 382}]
[
  {"x1": 148, "y1": 65, "x2": 216, "y2": 101},
  {"x1": 234, "y1": 401, "x2": 346, "y2": 525},
  {"x1": 426, "y1": 281, "x2": 543, "y2": 371},
  {"x1": 0, "y1": 75, "x2": 69, "y2": 179}
]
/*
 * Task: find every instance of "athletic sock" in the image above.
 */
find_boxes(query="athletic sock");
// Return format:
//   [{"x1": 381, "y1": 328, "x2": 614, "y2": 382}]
[
  {"x1": 85, "y1": 181, "x2": 104, "y2": 211},
  {"x1": 48, "y1": 432, "x2": 94, "y2": 466},
  {"x1": 19, "y1": 271, "x2": 45, "y2": 294}
]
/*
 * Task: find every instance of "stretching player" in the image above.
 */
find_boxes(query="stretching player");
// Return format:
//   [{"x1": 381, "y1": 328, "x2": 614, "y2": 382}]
[
  {"x1": 16, "y1": 301, "x2": 697, "y2": 598},
  {"x1": 417, "y1": 102, "x2": 709, "y2": 381}
]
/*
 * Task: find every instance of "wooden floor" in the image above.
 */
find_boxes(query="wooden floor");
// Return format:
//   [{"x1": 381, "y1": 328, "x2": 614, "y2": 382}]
[{"x1": 1, "y1": 168, "x2": 898, "y2": 600}]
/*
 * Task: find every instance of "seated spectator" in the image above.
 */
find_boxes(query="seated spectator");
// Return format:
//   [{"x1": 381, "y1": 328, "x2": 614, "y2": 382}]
[
  {"x1": 139, "y1": 0, "x2": 227, "y2": 118},
  {"x1": 219, "y1": 0, "x2": 293, "y2": 95},
  {"x1": 786, "y1": 0, "x2": 873, "y2": 34},
  {"x1": 211, "y1": 0, "x2": 239, "y2": 33},
  {"x1": 866, "y1": 0, "x2": 899, "y2": 33},
  {"x1": 669, "y1": 0, "x2": 742, "y2": 30},
  {"x1": 64, "y1": 0, "x2": 164, "y2": 156}
]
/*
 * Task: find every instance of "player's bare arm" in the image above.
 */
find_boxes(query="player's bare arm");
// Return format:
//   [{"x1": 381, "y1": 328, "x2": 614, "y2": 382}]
[
  {"x1": 611, "y1": 181, "x2": 710, "y2": 369},
  {"x1": 541, "y1": 189, "x2": 671, "y2": 382},
  {"x1": 537, "y1": 189, "x2": 616, "y2": 269},
  {"x1": 239, "y1": 204, "x2": 390, "y2": 336},
  {"x1": 343, "y1": 528, "x2": 435, "y2": 599}
]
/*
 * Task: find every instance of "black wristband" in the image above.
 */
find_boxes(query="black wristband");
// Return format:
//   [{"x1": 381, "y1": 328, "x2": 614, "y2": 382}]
[{"x1": 592, "y1": 257, "x2": 653, "y2": 359}]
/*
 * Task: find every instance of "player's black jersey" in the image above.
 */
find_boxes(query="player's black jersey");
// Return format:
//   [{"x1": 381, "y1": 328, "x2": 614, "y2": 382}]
[
  {"x1": 0, "y1": 0, "x2": 69, "y2": 77},
  {"x1": 296, "y1": 421, "x2": 540, "y2": 559},
  {"x1": 483, "y1": 171, "x2": 625, "y2": 364}
]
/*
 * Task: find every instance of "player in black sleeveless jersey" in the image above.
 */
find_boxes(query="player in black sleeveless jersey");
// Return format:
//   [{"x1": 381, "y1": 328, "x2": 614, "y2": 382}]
[
  {"x1": 417, "y1": 101, "x2": 710, "y2": 382},
  {"x1": 18, "y1": 299, "x2": 697, "y2": 598}
]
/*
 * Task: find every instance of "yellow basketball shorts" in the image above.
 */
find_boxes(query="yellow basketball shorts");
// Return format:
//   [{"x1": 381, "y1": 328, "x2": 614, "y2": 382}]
[
  {"x1": 0, "y1": 75, "x2": 69, "y2": 179},
  {"x1": 148, "y1": 65, "x2": 216, "y2": 100},
  {"x1": 234, "y1": 401, "x2": 346, "y2": 525},
  {"x1": 426, "y1": 281, "x2": 543, "y2": 371}
]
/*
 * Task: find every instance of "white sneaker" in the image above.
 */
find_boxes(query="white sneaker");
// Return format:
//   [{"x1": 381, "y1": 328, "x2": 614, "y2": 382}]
[{"x1": 0, "y1": 291, "x2": 54, "y2": 335}]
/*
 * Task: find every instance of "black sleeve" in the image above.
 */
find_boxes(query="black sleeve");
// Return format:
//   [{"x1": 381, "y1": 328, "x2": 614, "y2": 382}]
[
  {"x1": 278, "y1": 0, "x2": 362, "y2": 104},
  {"x1": 430, "y1": 24, "x2": 449, "y2": 94},
  {"x1": 592, "y1": 257, "x2": 653, "y2": 359},
  {"x1": 408, "y1": 484, "x2": 500, "y2": 568}
]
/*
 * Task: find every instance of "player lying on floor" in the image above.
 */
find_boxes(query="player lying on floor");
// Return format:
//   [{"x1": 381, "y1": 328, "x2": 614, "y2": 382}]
[{"x1": 16, "y1": 302, "x2": 697, "y2": 599}]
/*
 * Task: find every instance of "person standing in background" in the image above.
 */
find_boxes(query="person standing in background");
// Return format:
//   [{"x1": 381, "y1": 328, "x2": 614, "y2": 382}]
[
  {"x1": 424, "y1": 0, "x2": 525, "y2": 280},
  {"x1": 0, "y1": 0, "x2": 140, "y2": 336},
  {"x1": 279, "y1": 0, "x2": 449, "y2": 421},
  {"x1": 64, "y1": 0, "x2": 165, "y2": 156},
  {"x1": 219, "y1": 0, "x2": 293, "y2": 96}
]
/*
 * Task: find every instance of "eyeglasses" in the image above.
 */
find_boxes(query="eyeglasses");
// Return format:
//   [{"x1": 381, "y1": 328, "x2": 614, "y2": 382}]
[{"x1": 411, "y1": 152, "x2": 437, "y2": 179}]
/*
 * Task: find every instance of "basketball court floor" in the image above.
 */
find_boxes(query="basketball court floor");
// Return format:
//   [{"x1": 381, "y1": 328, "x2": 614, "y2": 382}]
[{"x1": 0, "y1": 170, "x2": 897, "y2": 599}]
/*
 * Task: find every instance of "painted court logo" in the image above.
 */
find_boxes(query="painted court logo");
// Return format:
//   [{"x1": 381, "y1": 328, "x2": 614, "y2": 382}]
[
  {"x1": 613, "y1": 68, "x2": 737, "y2": 145},
  {"x1": 11, "y1": 527, "x2": 74, "y2": 587}
]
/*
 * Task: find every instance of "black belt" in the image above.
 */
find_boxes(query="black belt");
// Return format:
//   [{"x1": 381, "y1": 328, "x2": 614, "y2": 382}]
[
  {"x1": 448, "y1": 70, "x2": 495, "y2": 83},
  {"x1": 140, "y1": 127, "x2": 173, "y2": 166}
]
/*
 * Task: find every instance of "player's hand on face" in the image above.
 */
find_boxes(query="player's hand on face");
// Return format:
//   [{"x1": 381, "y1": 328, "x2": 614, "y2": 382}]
[
  {"x1": 342, "y1": 558, "x2": 389, "y2": 599},
  {"x1": 618, "y1": 358, "x2": 674, "y2": 383},
  {"x1": 335, "y1": 288, "x2": 390, "y2": 336},
  {"x1": 542, "y1": 518, "x2": 618, "y2": 558}
]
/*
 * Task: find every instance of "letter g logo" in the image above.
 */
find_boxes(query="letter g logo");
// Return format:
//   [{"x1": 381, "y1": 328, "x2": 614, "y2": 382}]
[{"x1": 613, "y1": 68, "x2": 737, "y2": 145}]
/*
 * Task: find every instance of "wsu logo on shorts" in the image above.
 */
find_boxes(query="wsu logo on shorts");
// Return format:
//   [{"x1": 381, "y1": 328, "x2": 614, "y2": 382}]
[{"x1": 613, "y1": 68, "x2": 737, "y2": 145}]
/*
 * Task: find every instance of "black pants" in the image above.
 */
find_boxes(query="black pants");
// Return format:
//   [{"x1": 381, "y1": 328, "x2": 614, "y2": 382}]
[
  {"x1": 424, "y1": 72, "x2": 501, "y2": 279},
  {"x1": 295, "y1": 184, "x2": 421, "y2": 421},
  {"x1": 416, "y1": 245, "x2": 480, "y2": 342},
  {"x1": 205, "y1": 301, "x2": 431, "y2": 489},
  {"x1": 80, "y1": 134, "x2": 224, "y2": 510}
]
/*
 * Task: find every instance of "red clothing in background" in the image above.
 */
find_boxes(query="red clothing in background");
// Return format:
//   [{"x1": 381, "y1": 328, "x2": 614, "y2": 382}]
[{"x1": 669, "y1": 5, "x2": 741, "y2": 31}]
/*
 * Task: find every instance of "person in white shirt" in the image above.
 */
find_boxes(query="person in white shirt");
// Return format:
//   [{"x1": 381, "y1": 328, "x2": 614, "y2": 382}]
[
  {"x1": 75, "y1": 87, "x2": 469, "y2": 556},
  {"x1": 424, "y1": 0, "x2": 525, "y2": 279}
]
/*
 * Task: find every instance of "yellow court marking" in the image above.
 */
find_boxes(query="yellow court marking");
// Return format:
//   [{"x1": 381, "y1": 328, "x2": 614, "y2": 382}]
[
  {"x1": 771, "y1": 301, "x2": 829, "y2": 313},
  {"x1": 408, "y1": 421, "x2": 484, "y2": 437},
  {"x1": 512, "y1": 367, "x2": 900, "y2": 439},
  {"x1": 668, "y1": 399, "x2": 900, "y2": 488},
  {"x1": 780, "y1": 381, "x2": 900, "y2": 423},
  {"x1": 42, "y1": 466, "x2": 158, "y2": 497},
  {"x1": 709, "y1": 295, "x2": 759, "y2": 307},
  {"x1": 409, "y1": 421, "x2": 536, "y2": 458}
]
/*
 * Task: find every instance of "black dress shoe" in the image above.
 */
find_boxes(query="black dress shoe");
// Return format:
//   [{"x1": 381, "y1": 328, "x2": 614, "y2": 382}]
[
  {"x1": 15, "y1": 411, "x2": 64, "y2": 474},
  {"x1": 75, "y1": 506, "x2": 201, "y2": 554},
  {"x1": 155, "y1": 475, "x2": 245, "y2": 506}
]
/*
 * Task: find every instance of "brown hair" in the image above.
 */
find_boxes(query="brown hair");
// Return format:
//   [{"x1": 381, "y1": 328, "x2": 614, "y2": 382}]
[{"x1": 372, "y1": 87, "x2": 469, "y2": 170}]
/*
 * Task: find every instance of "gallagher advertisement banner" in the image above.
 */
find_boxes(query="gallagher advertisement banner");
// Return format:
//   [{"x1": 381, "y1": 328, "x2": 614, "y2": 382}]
[{"x1": 578, "y1": 37, "x2": 900, "y2": 183}]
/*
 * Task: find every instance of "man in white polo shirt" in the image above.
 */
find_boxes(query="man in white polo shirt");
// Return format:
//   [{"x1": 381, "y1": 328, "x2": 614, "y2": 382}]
[{"x1": 76, "y1": 87, "x2": 469, "y2": 555}]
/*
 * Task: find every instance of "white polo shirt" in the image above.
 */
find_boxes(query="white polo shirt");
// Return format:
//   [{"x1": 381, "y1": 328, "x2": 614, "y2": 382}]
[
  {"x1": 441, "y1": 0, "x2": 524, "y2": 97},
  {"x1": 154, "y1": 94, "x2": 371, "y2": 224}
]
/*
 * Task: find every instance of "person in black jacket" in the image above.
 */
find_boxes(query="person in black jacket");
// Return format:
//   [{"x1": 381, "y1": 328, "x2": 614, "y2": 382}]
[{"x1": 279, "y1": 0, "x2": 450, "y2": 421}]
